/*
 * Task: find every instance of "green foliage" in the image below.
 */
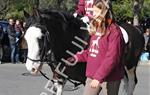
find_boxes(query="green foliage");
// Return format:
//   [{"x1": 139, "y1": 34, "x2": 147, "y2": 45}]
[
  {"x1": 60, "y1": 0, "x2": 76, "y2": 13},
  {"x1": 2, "y1": 0, "x2": 150, "y2": 20},
  {"x1": 112, "y1": 0, "x2": 150, "y2": 21},
  {"x1": 5, "y1": 0, "x2": 37, "y2": 20},
  {"x1": 141, "y1": 0, "x2": 150, "y2": 18},
  {"x1": 112, "y1": 0, "x2": 133, "y2": 21}
]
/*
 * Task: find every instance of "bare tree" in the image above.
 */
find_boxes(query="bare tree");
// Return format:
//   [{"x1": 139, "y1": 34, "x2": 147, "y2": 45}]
[{"x1": 133, "y1": 0, "x2": 144, "y2": 26}]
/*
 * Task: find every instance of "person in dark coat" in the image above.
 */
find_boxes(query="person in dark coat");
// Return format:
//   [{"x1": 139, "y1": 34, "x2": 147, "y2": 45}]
[
  {"x1": 144, "y1": 28, "x2": 150, "y2": 59},
  {"x1": 147, "y1": 37, "x2": 150, "y2": 54},
  {"x1": 0, "y1": 25, "x2": 4, "y2": 64},
  {"x1": 14, "y1": 19, "x2": 23, "y2": 63},
  {"x1": 7, "y1": 18, "x2": 16, "y2": 63}
]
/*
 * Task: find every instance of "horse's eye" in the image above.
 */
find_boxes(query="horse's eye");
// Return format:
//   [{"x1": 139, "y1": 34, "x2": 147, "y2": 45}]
[{"x1": 38, "y1": 38, "x2": 44, "y2": 51}]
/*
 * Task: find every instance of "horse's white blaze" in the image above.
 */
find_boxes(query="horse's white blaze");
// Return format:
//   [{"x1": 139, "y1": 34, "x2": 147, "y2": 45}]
[{"x1": 25, "y1": 26, "x2": 43, "y2": 72}]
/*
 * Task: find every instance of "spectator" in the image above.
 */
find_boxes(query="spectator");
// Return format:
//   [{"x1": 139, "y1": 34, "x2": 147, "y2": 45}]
[
  {"x1": 143, "y1": 28, "x2": 150, "y2": 51},
  {"x1": 7, "y1": 18, "x2": 16, "y2": 63},
  {"x1": 15, "y1": 20, "x2": 23, "y2": 39},
  {"x1": 73, "y1": 0, "x2": 95, "y2": 23},
  {"x1": 74, "y1": 0, "x2": 95, "y2": 40},
  {"x1": 0, "y1": 25, "x2": 4, "y2": 64},
  {"x1": 14, "y1": 19, "x2": 23, "y2": 63},
  {"x1": 140, "y1": 28, "x2": 150, "y2": 61},
  {"x1": 20, "y1": 35, "x2": 28, "y2": 63},
  {"x1": 19, "y1": 21, "x2": 27, "y2": 63},
  {"x1": 147, "y1": 36, "x2": 150, "y2": 55}
]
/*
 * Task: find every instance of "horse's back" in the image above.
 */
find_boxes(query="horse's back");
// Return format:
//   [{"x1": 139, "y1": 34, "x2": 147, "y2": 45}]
[
  {"x1": 120, "y1": 23, "x2": 144, "y2": 47},
  {"x1": 119, "y1": 23, "x2": 144, "y2": 69}
]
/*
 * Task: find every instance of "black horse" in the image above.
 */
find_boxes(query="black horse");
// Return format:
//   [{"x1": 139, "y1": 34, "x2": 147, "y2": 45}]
[{"x1": 24, "y1": 9, "x2": 144, "y2": 95}]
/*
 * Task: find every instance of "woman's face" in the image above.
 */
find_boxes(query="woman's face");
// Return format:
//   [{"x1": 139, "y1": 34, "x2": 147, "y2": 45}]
[
  {"x1": 93, "y1": 6, "x2": 102, "y2": 19},
  {"x1": 16, "y1": 20, "x2": 20, "y2": 25},
  {"x1": 9, "y1": 19, "x2": 14, "y2": 25}
]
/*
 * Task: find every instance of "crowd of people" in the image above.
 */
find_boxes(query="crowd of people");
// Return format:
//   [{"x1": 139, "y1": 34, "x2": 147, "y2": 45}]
[
  {"x1": 0, "y1": 18, "x2": 27, "y2": 64},
  {"x1": 141, "y1": 28, "x2": 150, "y2": 61}
]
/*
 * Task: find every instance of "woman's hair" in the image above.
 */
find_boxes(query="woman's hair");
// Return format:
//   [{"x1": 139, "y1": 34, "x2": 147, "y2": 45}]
[{"x1": 89, "y1": 0, "x2": 114, "y2": 36}]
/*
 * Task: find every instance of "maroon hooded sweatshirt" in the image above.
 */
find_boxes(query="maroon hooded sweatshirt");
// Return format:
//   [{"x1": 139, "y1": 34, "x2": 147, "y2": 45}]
[
  {"x1": 76, "y1": 0, "x2": 95, "y2": 19},
  {"x1": 76, "y1": 23, "x2": 125, "y2": 83}
]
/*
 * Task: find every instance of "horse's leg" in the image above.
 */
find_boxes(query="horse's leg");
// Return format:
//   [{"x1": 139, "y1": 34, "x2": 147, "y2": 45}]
[
  {"x1": 121, "y1": 66, "x2": 137, "y2": 95},
  {"x1": 120, "y1": 72, "x2": 128, "y2": 95},
  {"x1": 57, "y1": 79, "x2": 67, "y2": 95},
  {"x1": 52, "y1": 72, "x2": 67, "y2": 95},
  {"x1": 126, "y1": 66, "x2": 137, "y2": 95},
  {"x1": 53, "y1": 80, "x2": 63, "y2": 95},
  {"x1": 52, "y1": 79, "x2": 67, "y2": 95},
  {"x1": 125, "y1": 49, "x2": 141, "y2": 95}
]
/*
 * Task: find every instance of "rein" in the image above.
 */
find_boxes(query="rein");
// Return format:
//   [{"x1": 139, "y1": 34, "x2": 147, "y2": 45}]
[
  {"x1": 27, "y1": 24, "x2": 50, "y2": 62},
  {"x1": 39, "y1": 68, "x2": 82, "y2": 87}
]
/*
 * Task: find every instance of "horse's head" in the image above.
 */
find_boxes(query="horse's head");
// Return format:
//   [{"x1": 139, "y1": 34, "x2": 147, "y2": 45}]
[
  {"x1": 23, "y1": 8, "x2": 89, "y2": 75},
  {"x1": 24, "y1": 9, "x2": 51, "y2": 74}
]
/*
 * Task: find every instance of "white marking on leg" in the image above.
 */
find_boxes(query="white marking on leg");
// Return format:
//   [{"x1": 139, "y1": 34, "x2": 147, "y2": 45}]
[
  {"x1": 56, "y1": 83, "x2": 63, "y2": 95},
  {"x1": 126, "y1": 67, "x2": 136, "y2": 95}
]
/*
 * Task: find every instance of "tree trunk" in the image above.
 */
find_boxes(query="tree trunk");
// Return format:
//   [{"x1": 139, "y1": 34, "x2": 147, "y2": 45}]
[
  {"x1": 34, "y1": 0, "x2": 39, "y2": 8},
  {"x1": 133, "y1": 0, "x2": 144, "y2": 26}
]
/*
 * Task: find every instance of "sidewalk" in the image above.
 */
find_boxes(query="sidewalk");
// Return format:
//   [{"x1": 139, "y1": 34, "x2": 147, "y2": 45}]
[{"x1": 138, "y1": 60, "x2": 150, "y2": 65}]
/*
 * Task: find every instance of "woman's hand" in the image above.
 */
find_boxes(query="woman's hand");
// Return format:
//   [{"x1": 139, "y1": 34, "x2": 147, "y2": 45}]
[
  {"x1": 66, "y1": 57, "x2": 77, "y2": 66},
  {"x1": 90, "y1": 79, "x2": 101, "y2": 88},
  {"x1": 67, "y1": 57, "x2": 75, "y2": 63}
]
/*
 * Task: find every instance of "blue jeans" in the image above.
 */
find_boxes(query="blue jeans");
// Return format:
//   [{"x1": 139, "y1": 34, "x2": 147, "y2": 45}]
[
  {"x1": 0, "y1": 45, "x2": 3, "y2": 61},
  {"x1": 15, "y1": 45, "x2": 20, "y2": 63},
  {"x1": 10, "y1": 44, "x2": 20, "y2": 63},
  {"x1": 10, "y1": 44, "x2": 16, "y2": 63}
]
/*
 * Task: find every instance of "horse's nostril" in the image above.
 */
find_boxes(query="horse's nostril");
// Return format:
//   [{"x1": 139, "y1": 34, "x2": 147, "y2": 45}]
[{"x1": 31, "y1": 68, "x2": 36, "y2": 72}]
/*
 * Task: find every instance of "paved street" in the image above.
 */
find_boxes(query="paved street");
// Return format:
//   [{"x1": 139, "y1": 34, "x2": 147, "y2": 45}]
[{"x1": 0, "y1": 62, "x2": 150, "y2": 95}]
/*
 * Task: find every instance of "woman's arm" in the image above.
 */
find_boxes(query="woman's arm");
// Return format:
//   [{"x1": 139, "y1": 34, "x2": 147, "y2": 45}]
[{"x1": 93, "y1": 24, "x2": 124, "y2": 83}]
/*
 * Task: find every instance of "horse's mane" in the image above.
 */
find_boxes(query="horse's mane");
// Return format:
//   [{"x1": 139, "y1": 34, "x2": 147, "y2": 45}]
[
  {"x1": 39, "y1": 8, "x2": 80, "y2": 25},
  {"x1": 38, "y1": 9, "x2": 89, "y2": 61}
]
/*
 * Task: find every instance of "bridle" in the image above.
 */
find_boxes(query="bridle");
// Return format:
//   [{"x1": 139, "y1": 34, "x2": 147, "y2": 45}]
[{"x1": 27, "y1": 24, "x2": 51, "y2": 63}]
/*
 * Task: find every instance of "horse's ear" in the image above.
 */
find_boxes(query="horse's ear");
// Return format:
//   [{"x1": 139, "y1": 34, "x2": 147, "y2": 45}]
[
  {"x1": 32, "y1": 8, "x2": 41, "y2": 20},
  {"x1": 23, "y1": 10, "x2": 30, "y2": 18}
]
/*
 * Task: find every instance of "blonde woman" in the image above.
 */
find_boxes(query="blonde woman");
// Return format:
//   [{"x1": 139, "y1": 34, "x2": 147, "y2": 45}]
[{"x1": 68, "y1": 0, "x2": 125, "y2": 95}]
